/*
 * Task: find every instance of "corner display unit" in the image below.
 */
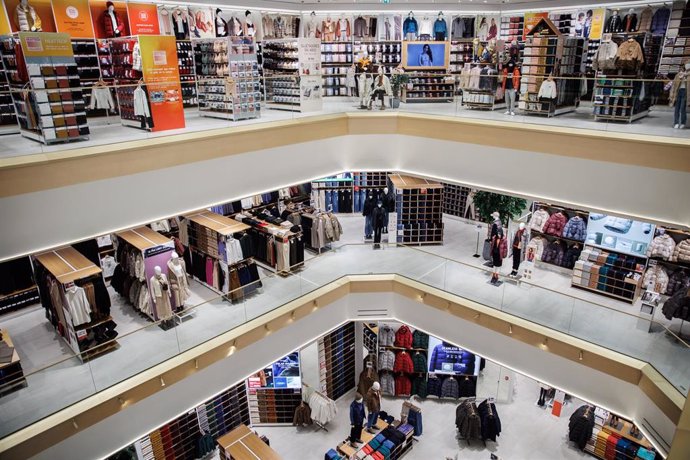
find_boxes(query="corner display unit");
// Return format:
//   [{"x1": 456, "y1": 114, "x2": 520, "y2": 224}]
[
  {"x1": 389, "y1": 174, "x2": 444, "y2": 245},
  {"x1": 194, "y1": 37, "x2": 261, "y2": 121},
  {"x1": 403, "y1": 71, "x2": 455, "y2": 103},
  {"x1": 3, "y1": 33, "x2": 90, "y2": 144}
]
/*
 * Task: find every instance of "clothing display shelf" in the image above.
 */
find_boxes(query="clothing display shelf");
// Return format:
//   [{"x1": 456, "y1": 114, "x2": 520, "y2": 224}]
[
  {"x1": 0, "y1": 42, "x2": 18, "y2": 130},
  {"x1": 263, "y1": 39, "x2": 300, "y2": 111},
  {"x1": 529, "y1": 201, "x2": 589, "y2": 272},
  {"x1": 0, "y1": 329, "x2": 27, "y2": 397},
  {"x1": 33, "y1": 247, "x2": 118, "y2": 362},
  {"x1": 459, "y1": 58, "x2": 506, "y2": 110},
  {"x1": 500, "y1": 15, "x2": 526, "y2": 43},
  {"x1": 321, "y1": 41, "x2": 353, "y2": 97},
  {"x1": 183, "y1": 210, "x2": 252, "y2": 295},
  {"x1": 96, "y1": 39, "x2": 113, "y2": 81},
  {"x1": 115, "y1": 226, "x2": 175, "y2": 321},
  {"x1": 71, "y1": 39, "x2": 101, "y2": 84},
  {"x1": 2, "y1": 34, "x2": 90, "y2": 144},
  {"x1": 363, "y1": 322, "x2": 378, "y2": 354},
  {"x1": 337, "y1": 418, "x2": 415, "y2": 460},
  {"x1": 311, "y1": 176, "x2": 354, "y2": 213},
  {"x1": 592, "y1": 75, "x2": 649, "y2": 122},
  {"x1": 450, "y1": 39, "x2": 475, "y2": 74},
  {"x1": 241, "y1": 214, "x2": 305, "y2": 274},
  {"x1": 571, "y1": 245, "x2": 647, "y2": 304},
  {"x1": 318, "y1": 322, "x2": 356, "y2": 401},
  {"x1": 0, "y1": 256, "x2": 39, "y2": 316},
  {"x1": 389, "y1": 174, "x2": 444, "y2": 245},
  {"x1": 442, "y1": 183, "x2": 474, "y2": 220},
  {"x1": 645, "y1": 227, "x2": 690, "y2": 297},
  {"x1": 353, "y1": 40, "x2": 402, "y2": 76},
  {"x1": 377, "y1": 322, "x2": 429, "y2": 398},
  {"x1": 176, "y1": 40, "x2": 197, "y2": 107},
  {"x1": 109, "y1": 36, "x2": 149, "y2": 130},
  {"x1": 549, "y1": 12, "x2": 576, "y2": 36},
  {"x1": 194, "y1": 37, "x2": 261, "y2": 121},
  {"x1": 658, "y1": 1, "x2": 689, "y2": 74},
  {"x1": 217, "y1": 424, "x2": 280, "y2": 460},
  {"x1": 402, "y1": 71, "x2": 455, "y2": 103},
  {"x1": 247, "y1": 387, "x2": 302, "y2": 425}
]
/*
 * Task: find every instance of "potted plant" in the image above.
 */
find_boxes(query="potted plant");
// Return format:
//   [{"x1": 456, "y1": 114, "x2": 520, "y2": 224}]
[
  {"x1": 390, "y1": 69, "x2": 409, "y2": 109},
  {"x1": 472, "y1": 191, "x2": 527, "y2": 233}
]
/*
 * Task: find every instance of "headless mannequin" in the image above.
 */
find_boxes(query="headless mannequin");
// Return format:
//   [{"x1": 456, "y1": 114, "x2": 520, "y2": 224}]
[
  {"x1": 511, "y1": 222, "x2": 526, "y2": 276},
  {"x1": 382, "y1": 186, "x2": 395, "y2": 233},
  {"x1": 363, "y1": 192, "x2": 375, "y2": 239},
  {"x1": 215, "y1": 9, "x2": 227, "y2": 37},
  {"x1": 244, "y1": 11, "x2": 256, "y2": 37},
  {"x1": 15, "y1": 0, "x2": 42, "y2": 32}
]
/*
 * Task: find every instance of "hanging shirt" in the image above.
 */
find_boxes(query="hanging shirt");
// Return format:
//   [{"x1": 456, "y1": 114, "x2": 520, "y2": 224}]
[
  {"x1": 133, "y1": 86, "x2": 150, "y2": 117},
  {"x1": 64, "y1": 286, "x2": 92, "y2": 326},
  {"x1": 89, "y1": 86, "x2": 116, "y2": 110}
]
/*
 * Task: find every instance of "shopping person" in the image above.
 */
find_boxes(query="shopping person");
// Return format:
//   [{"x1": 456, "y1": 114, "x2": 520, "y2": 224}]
[
  {"x1": 669, "y1": 62, "x2": 690, "y2": 129},
  {"x1": 365, "y1": 382, "x2": 381, "y2": 433},
  {"x1": 349, "y1": 392, "x2": 366, "y2": 447}
]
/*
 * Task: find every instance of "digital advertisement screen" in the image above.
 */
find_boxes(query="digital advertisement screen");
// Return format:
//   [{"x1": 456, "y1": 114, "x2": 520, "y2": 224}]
[
  {"x1": 403, "y1": 42, "x2": 449, "y2": 69},
  {"x1": 584, "y1": 214, "x2": 655, "y2": 258},
  {"x1": 427, "y1": 336, "x2": 480, "y2": 376},
  {"x1": 247, "y1": 352, "x2": 301, "y2": 390}
]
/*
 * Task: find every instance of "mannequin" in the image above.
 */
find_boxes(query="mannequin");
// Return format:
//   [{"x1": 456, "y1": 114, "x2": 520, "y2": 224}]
[
  {"x1": 384, "y1": 16, "x2": 392, "y2": 40},
  {"x1": 322, "y1": 16, "x2": 336, "y2": 41},
  {"x1": 101, "y1": 2, "x2": 123, "y2": 38},
  {"x1": 369, "y1": 67, "x2": 392, "y2": 110},
  {"x1": 349, "y1": 392, "x2": 366, "y2": 447},
  {"x1": 433, "y1": 12, "x2": 447, "y2": 41},
  {"x1": 510, "y1": 223, "x2": 527, "y2": 277},
  {"x1": 605, "y1": 10, "x2": 622, "y2": 33},
  {"x1": 229, "y1": 15, "x2": 242, "y2": 37},
  {"x1": 358, "y1": 71, "x2": 373, "y2": 108},
  {"x1": 14, "y1": 0, "x2": 41, "y2": 32},
  {"x1": 150, "y1": 266, "x2": 173, "y2": 321},
  {"x1": 337, "y1": 14, "x2": 350, "y2": 41},
  {"x1": 623, "y1": 8, "x2": 637, "y2": 32},
  {"x1": 346, "y1": 64, "x2": 357, "y2": 97},
  {"x1": 215, "y1": 9, "x2": 228, "y2": 37},
  {"x1": 306, "y1": 12, "x2": 318, "y2": 38},
  {"x1": 167, "y1": 252, "x2": 190, "y2": 310},
  {"x1": 372, "y1": 201, "x2": 386, "y2": 248},
  {"x1": 670, "y1": 62, "x2": 690, "y2": 129},
  {"x1": 365, "y1": 382, "x2": 381, "y2": 433},
  {"x1": 419, "y1": 15, "x2": 432, "y2": 40},
  {"x1": 172, "y1": 8, "x2": 189, "y2": 40},
  {"x1": 244, "y1": 11, "x2": 256, "y2": 37},
  {"x1": 489, "y1": 211, "x2": 504, "y2": 284},
  {"x1": 502, "y1": 59, "x2": 520, "y2": 116},
  {"x1": 382, "y1": 187, "x2": 395, "y2": 233},
  {"x1": 403, "y1": 12, "x2": 418, "y2": 41},
  {"x1": 362, "y1": 192, "x2": 375, "y2": 239}
]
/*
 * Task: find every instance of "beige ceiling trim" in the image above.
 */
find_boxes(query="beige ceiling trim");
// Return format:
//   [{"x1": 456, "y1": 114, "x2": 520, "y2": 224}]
[
  {"x1": 0, "y1": 275, "x2": 683, "y2": 460},
  {"x1": 0, "y1": 113, "x2": 688, "y2": 198}
]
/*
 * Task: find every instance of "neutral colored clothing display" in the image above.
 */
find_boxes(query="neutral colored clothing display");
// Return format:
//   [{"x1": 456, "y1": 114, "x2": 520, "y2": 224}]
[
  {"x1": 167, "y1": 259, "x2": 190, "y2": 307},
  {"x1": 133, "y1": 86, "x2": 150, "y2": 117},
  {"x1": 592, "y1": 41, "x2": 618, "y2": 71},
  {"x1": 643, "y1": 265, "x2": 669, "y2": 293},
  {"x1": 672, "y1": 239, "x2": 690, "y2": 263},
  {"x1": 530, "y1": 209, "x2": 550, "y2": 232},
  {"x1": 647, "y1": 234, "x2": 676, "y2": 260},
  {"x1": 308, "y1": 392, "x2": 337, "y2": 425},
  {"x1": 537, "y1": 80, "x2": 558, "y2": 100},
  {"x1": 150, "y1": 274, "x2": 173, "y2": 320},
  {"x1": 615, "y1": 39, "x2": 644, "y2": 70},
  {"x1": 14, "y1": 4, "x2": 42, "y2": 31},
  {"x1": 89, "y1": 87, "x2": 116, "y2": 111},
  {"x1": 64, "y1": 286, "x2": 92, "y2": 326}
]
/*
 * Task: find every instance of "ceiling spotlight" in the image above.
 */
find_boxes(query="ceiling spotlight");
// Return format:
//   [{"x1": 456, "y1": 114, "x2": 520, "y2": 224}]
[
  {"x1": 579, "y1": 350, "x2": 584, "y2": 361},
  {"x1": 72, "y1": 419, "x2": 79, "y2": 430},
  {"x1": 508, "y1": 325, "x2": 513, "y2": 334},
  {"x1": 160, "y1": 377, "x2": 166, "y2": 387}
]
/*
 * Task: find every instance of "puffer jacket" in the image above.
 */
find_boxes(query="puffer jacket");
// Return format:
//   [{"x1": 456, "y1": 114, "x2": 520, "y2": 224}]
[
  {"x1": 563, "y1": 245, "x2": 582, "y2": 269},
  {"x1": 562, "y1": 216, "x2": 587, "y2": 241},
  {"x1": 412, "y1": 352, "x2": 427, "y2": 373},
  {"x1": 378, "y1": 325, "x2": 395, "y2": 347},
  {"x1": 441, "y1": 376, "x2": 459, "y2": 398},
  {"x1": 526, "y1": 237, "x2": 547, "y2": 261},
  {"x1": 662, "y1": 288, "x2": 690, "y2": 321},
  {"x1": 530, "y1": 209, "x2": 550, "y2": 232},
  {"x1": 541, "y1": 241, "x2": 566, "y2": 266},
  {"x1": 394, "y1": 325, "x2": 413, "y2": 348},
  {"x1": 378, "y1": 350, "x2": 395, "y2": 371},
  {"x1": 394, "y1": 375, "x2": 411, "y2": 396},
  {"x1": 412, "y1": 330, "x2": 429, "y2": 349},
  {"x1": 643, "y1": 265, "x2": 669, "y2": 293},
  {"x1": 569, "y1": 405, "x2": 595, "y2": 450},
  {"x1": 426, "y1": 377, "x2": 442, "y2": 397},
  {"x1": 667, "y1": 270, "x2": 690, "y2": 296},
  {"x1": 672, "y1": 239, "x2": 690, "y2": 263},
  {"x1": 542, "y1": 212, "x2": 568, "y2": 236},
  {"x1": 647, "y1": 234, "x2": 676, "y2": 260},
  {"x1": 456, "y1": 402, "x2": 481, "y2": 440},
  {"x1": 603, "y1": 217, "x2": 632, "y2": 234},
  {"x1": 393, "y1": 351, "x2": 414, "y2": 373}
]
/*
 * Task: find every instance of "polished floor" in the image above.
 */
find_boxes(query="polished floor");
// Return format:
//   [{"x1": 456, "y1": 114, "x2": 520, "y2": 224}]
[
  {"x1": 0, "y1": 215, "x2": 687, "y2": 439},
  {"x1": 0, "y1": 98, "x2": 686, "y2": 159}
]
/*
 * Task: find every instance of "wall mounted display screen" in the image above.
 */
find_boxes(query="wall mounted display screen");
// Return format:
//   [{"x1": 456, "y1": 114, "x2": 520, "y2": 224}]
[
  {"x1": 247, "y1": 352, "x2": 301, "y2": 389},
  {"x1": 584, "y1": 214, "x2": 655, "y2": 258},
  {"x1": 402, "y1": 41, "x2": 450, "y2": 70},
  {"x1": 427, "y1": 335, "x2": 480, "y2": 376}
]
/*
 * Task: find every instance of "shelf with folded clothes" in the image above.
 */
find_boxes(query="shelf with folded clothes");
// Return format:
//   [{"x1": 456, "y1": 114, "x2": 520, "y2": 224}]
[
  {"x1": 319, "y1": 322, "x2": 356, "y2": 401},
  {"x1": 0, "y1": 329, "x2": 27, "y2": 397}
]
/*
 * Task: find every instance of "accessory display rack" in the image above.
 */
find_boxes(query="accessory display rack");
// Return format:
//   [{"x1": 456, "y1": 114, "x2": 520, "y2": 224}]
[
  {"x1": 403, "y1": 71, "x2": 455, "y2": 103},
  {"x1": 389, "y1": 174, "x2": 444, "y2": 245},
  {"x1": 262, "y1": 38, "x2": 300, "y2": 111},
  {"x1": 321, "y1": 40, "x2": 352, "y2": 96},
  {"x1": 109, "y1": 36, "x2": 146, "y2": 129},
  {"x1": 658, "y1": 1, "x2": 689, "y2": 75},
  {"x1": 176, "y1": 40, "x2": 197, "y2": 107}
]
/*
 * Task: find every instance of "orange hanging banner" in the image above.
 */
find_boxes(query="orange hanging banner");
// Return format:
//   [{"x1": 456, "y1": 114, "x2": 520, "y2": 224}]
[
  {"x1": 0, "y1": 2, "x2": 11, "y2": 34},
  {"x1": 138, "y1": 35, "x2": 185, "y2": 132},
  {"x1": 127, "y1": 2, "x2": 158, "y2": 35},
  {"x1": 52, "y1": 0, "x2": 94, "y2": 38},
  {"x1": 4, "y1": 0, "x2": 56, "y2": 32}
]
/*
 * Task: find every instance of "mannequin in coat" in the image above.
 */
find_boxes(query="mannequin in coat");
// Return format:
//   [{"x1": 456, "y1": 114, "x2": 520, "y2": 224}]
[
  {"x1": 489, "y1": 211, "x2": 504, "y2": 284},
  {"x1": 150, "y1": 266, "x2": 174, "y2": 321},
  {"x1": 510, "y1": 223, "x2": 527, "y2": 277},
  {"x1": 14, "y1": 0, "x2": 41, "y2": 32},
  {"x1": 167, "y1": 252, "x2": 190, "y2": 309},
  {"x1": 359, "y1": 71, "x2": 373, "y2": 108},
  {"x1": 371, "y1": 201, "x2": 386, "y2": 247}
]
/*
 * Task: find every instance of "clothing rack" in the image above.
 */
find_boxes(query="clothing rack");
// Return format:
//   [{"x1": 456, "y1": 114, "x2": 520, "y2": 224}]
[{"x1": 302, "y1": 382, "x2": 333, "y2": 432}]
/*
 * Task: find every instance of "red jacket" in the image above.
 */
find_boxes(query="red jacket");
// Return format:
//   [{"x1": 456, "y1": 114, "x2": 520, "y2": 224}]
[
  {"x1": 543, "y1": 212, "x2": 568, "y2": 236},
  {"x1": 103, "y1": 10, "x2": 125, "y2": 38},
  {"x1": 395, "y1": 375, "x2": 412, "y2": 396},
  {"x1": 393, "y1": 351, "x2": 414, "y2": 373},
  {"x1": 394, "y1": 325, "x2": 413, "y2": 348},
  {"x1": 502, "y1": 68, "x2": 521, "y2": 91}
]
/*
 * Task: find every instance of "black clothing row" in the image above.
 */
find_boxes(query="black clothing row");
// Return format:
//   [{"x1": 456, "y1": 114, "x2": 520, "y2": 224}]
[
  {"x1": 227, "y1": 261, "x2": 262, "y2": 302},
  {"x1": 0, "y1": 257, "x2": 35, "y2": 296},
  {"x1": 477, "y1": 400, "x2": 502, "y2": 442},
  {"x1": 542, "y1": 241, "x2": 582, "y2": 269},
  {"x1": 662, "y1": 289, "x2": 690, "y2": 321},
  {"x1": 568, "y1": 405, "x2": 595, "y2": 450},
  {"x1": 455, "y1": 399, "x2": 502, "y2": 442}
]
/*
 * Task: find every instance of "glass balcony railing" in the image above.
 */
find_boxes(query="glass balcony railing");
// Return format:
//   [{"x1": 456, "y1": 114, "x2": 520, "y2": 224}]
[
  {"x1": 0, "y1": 73, "x2": 686, "y2": 160},
  {"x1": 0, "y1": 241, "x2": 687, "y2": 440}
]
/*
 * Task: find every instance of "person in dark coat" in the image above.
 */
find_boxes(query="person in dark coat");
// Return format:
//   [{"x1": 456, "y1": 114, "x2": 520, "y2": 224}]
[{"x1": 349, "y1": 392, "x2": 366, "y2": 446}]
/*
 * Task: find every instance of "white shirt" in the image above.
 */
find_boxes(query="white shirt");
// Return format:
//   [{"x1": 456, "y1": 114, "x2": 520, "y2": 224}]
[
  {"x1": 419, "y1": 18, "x2": 433, "y2": 36},
  {"x1": 538, "y1": 80, "x2": 558, "y2": 99},
  {"x1": 64, "y1": 286, "x2": 92, "y2": 326},
  {"x1": 133, "y1": 86, "x2": 150, "y2": 117}
]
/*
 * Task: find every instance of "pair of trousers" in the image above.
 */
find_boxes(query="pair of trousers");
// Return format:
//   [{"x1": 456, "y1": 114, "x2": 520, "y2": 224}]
[
  {"x1": 353, "y1": 191, "x2": 361, "y2": 212},
  {"x1": 367, "y1": 412, "x2": 379, "y2": 429},
  {"x1": 674, "y1": 88, "x2": 687, "y2": 125},
  {"x1": 383, "y1": 210, "x2": 389, "y2": 229},
  {"x1": 374, "y1": 224, "x2": 383, "y2": 243},
  {"x1": 512, "y1": 249, "x2": 521, "y2": 271},
  {"x1": 365, "y1": 215, "x2": 373, "y2": 238},
  {"x1": 349, "y1": 424, "x2": 363, "y2": 442},
  {"x1": 371, "y1": 89, "x2": 385, "y2": 106},
  {"x1": 505, "y1": 89, "x2": 516, "y2": 112}
]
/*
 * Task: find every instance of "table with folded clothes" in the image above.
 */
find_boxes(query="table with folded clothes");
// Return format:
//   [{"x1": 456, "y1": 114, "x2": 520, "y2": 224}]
[{"x1": 334, "y1": 415, "x2": 415, "y2": 460}]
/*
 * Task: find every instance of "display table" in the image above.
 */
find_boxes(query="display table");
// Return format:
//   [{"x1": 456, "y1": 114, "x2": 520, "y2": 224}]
[
  {"x1": 217, "y1": 424, "x2": 280, "y2": 460},
  {"x1": 337, "y1": 419, "x2": 389, "y2": 458},
  {"x1": 602, "y1": 417, "x2": 654, "y2": 451},
  {"x1": 0, "y1": 329, "x2": 27, "y2": 397}
]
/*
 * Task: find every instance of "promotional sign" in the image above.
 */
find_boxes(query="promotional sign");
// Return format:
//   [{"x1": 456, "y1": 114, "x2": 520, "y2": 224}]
[
  {"x1": 427, "y1": 335, "x2": 480, "y2": 376},
  {"x1": 523, "y1": 12, "x2": 548, "y2": 39},
  {"x1": 19, "y1": 31, "x2": 72, "y2": 57},
  {"x1": 138, "y1": 35, "x2": 185, "y2": 132},
  {"x1": 127, "y1": 2, "x2": 158, "y2": 35},
  {"x1": 588, "y1": 8, "x2": 606, "y2": 40},
  {"x1": 298, "y1": 37, "x2": 321, "y2": 76},
  {"x1": 52, "y1": 0, "x2": 94, "y2": 38},
  {"x1": 4, "y1": 0, "x2": 56, "y2": 32},
  {"x1": 0, "y1": 3, "x2": 11, "y2": 34},
  {"x1": 584, "y1": 214, "x2": 655, "y2": 258},
  {"x1": 89, "y1": 0, "x2": 128, "y2": 38},
  {"x1": 476, "y1": 14, "x2": 500, "y2": 41},
  {"x1": 248, "y1": 352, "x2": 301, "y2": 390}
]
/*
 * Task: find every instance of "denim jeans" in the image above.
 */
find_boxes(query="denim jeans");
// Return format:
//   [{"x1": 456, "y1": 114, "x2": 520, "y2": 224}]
[
  {"x1": 332, "y1": 190, "x2": 339, "y2": 213},
  {"x1": 325, "y1": 190, "x2": 332, "y2": 211},
  {"x1": 365, "y1": 215, "x2": 373, "y2": 238},
  {"x1": 353, "y1": 190, "x2": 361, "y2": 212},
  {"x1": 360, "y1": 190, "x2": 367, "y2": 211},
  {"x1": 674, "y1": 88, "x2": 687, "y2": 126},
  {"x1": 367, "y1": 411, "x2": 379, "y2": 429},
  {"x1": 361, "y1": 172, "x2": 367, "y2": 186}
]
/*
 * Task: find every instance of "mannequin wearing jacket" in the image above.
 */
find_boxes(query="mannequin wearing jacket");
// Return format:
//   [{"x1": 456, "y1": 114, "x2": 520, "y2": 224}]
[
  {"x1": 510, "y1": 223, "x2": 526, "y2": 277},
  {"x1": 362, "y1": 192, "x2": 375, "y2": 239},
  {"x1": 433, "y1": 13, "x2": 448, "y2": 41},
  {"x1": 489, "y1": 212, "x2": 504, "y2": 284},
  {"x1": 369, "y1": 69, "x2": 392, "y2": 110},
  {"x1": 623, "y1": 9, "x2": 637, "y2": 32},
  {"x1": 167, "y1": 253, "x2": 190, "y2": 309},
  {"x1": 670, "y1": 63, "x2": 690, "y2": 129},
  {"x1": 358, "y1": 71, "x2": 373, "y2": 108},
  {"x1": 371, "y1": 201, "x2": 386, "y2": 247},
  {"x1": 349, "y1": 393, "x2": 366, "y2": 447},
  {"x1": 403, "y1": 12, "x2": 418, "y2": 40},
  {"x1": 605, "y1": 10, "x2": 623, "y2": 33},
  {"x1": 322, "y1": 17, "x2": 336, "y2": 41},
  {"x1": 150, "y1": 266, "x2": 173, "y2": 321},
  {"x1": 365, "y1": 382, "x2": 381, "y2": 433},
  {"x1": 502, "y1": 60, "x2": 520, "y2": 116},
  {"x1": 172, "y1": 8, "x2": 189, "y2": 40},
  {"x1": 14, "y1": 0, "x2": 41, "y2": 32}
]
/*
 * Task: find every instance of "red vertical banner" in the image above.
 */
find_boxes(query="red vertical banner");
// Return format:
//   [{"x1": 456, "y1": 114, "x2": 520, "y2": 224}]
[
  {"x1": 127, "y1": 2, "x2": 158, "y2": 35},
  {"x1": 139, "y1": 35, "x2": 185, "y2": 132}
]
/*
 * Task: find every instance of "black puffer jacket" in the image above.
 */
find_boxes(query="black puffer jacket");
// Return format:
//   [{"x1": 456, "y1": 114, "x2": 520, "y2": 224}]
[
  {"x1": 542, "y1": 241, "x2": 566, "y2": 266},
  {"x1": 662, "y1": 289, "x2": 690, "y2": 321},
  {"x1": 666, "y1": 270, "x2": 690, "y2": 297},
  {"x1": 569, "y1": 405, "x2": 595, "y2": 450},
  {"x1": 563, "y1": 245, "x2": 583, "y2": 269}
]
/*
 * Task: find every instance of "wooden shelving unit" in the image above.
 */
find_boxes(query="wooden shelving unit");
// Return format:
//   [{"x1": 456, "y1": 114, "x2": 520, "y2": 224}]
[
  {"x1": 402, "y1": 72, "x2": 455, "y2": 103},
  {"x1": 389, "y1": 174, "x2": 444, "y2": 245},
  {"x1": 442, "y1": 183, "x2": 473, "y2": 219},
  {"x1": 572, "y1": 246, "x2": 646, "y2": 304},
  {"x1": 217, "y1": 425, "x2": 280, "y2": 460},
  {"x1": 0, "y1": 329, "x2": 27, "y2": 397}
]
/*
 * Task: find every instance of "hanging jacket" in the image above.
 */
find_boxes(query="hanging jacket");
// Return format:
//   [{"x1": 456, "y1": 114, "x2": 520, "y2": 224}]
[
  {"x1": 426, "y1": 377, "x2": 442, "y2": 397},
  {"x1": 293, "y1": 403, "x2": 313, "y2": 426},
  {"x1": 530, "y1": 209, "x2": 550, "y2": 232},
  {"x1": 615, "y1": 40, "x2": 644, "y2": 71},
  {"x1": 478, "y1": 400, "x2": 501, "y2": 441},
  {"x1": 667, "y1": 270, "x2": 690, "y2": 296},
  {"x1": 393, "y1": 351, "x2": 414, "y2": 373},
  {"x1": 647, "y1": 234, "x2": 676, "y2": 260},
  {"x1": 394, "y1": 375, "x2": 411, "y2": 396},
  {"x1": 441, "y1": 377, "x2": 459, "y2": 398},
  {"x1": 412, "y1": 330, "x2": 429, "y2": 349},
  {"x1": 412, "y1": 352, "x2": 427, "y2": 373},
  {"x1": 672, "y1": 240, "x2": 690, "y2": 263},
  {"x1": 563, "y1": 246, "x2": 582, "y2": 270},
  {"x1": 569, "y1": 406, "x2": 594, "y2": 450},
  {"x1": 650, "y1": 7, "x2": 670, "y2": 35},
  {"x1": 643, "y1": 265, "x2": 669, "y2": 293},
  {"x1": 412, "y1": 376, "x2": 428, "y2": 398},
  {"x1": 622, "y1": 13, "x2": 638, "y2": 32},
  {"x1": 542, "y1": 241, "x2": 566, "y2": 266},
  {"x1": 458, "y1": 377, "x2": 476, "y2": 397},
  {"x1": 378, "y1": 325, "x2": 395, "y2": 346},
  {"x1": 456, "y1": 402, "x2": 481, "y2": 440},
  {"x1": 379, "y1": 373, "x2": 395, "y2": 396},
  {"x1": 378, "y1": 350, "x2": 395, "y2": 371},
  {"x1": 592, "y1": 40, "x2": 619, "y2": 71},
  {"x1": 542, "y1": 212, "x2": 568, "y2": 236},
  {"x1": 394, "y1": 325, "x2": 413, "y2": 348},
  {"x1": 403, "y1": 17, "x2": 418, "y2": 35},
  {"x1": 526, "y1": 237, "x2": 547, "y2": 261},
  {"x1": 662, "y1": 288, "x2": 690, "y2": 321},
  {"x1": 562, "y1": 216, "x2": 587, "y2": 241},
  {"x1": 638, "y1": 7, "x2": 653, "y2": 32}
]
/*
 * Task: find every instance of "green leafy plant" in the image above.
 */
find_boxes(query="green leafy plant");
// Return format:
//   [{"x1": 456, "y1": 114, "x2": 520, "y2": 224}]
[
  {"x1": 390, "y1": 73, "x2": 409, "y2": 98},
  {"x1": 473, "y1": 190, "x2": 527, "y2": 229}
]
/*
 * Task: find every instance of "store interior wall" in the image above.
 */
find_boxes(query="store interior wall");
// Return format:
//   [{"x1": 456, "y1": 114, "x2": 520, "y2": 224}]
[
  {"x1": 299, "y1": 341, "x2": 320, "y2": 391},
  {"x1": 31, "y1": 288, "x2": 676, "y2": 460},
  {"x1": 2, "y1": 133, "x2": 689, "y2": 262}
]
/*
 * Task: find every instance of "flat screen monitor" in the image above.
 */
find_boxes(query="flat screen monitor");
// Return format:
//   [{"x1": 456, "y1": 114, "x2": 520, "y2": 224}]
[
  {"x1": 402, "y1": 41, "x2": 450, "y2": 70},
  {"x1": 584, "y1": 214, "x2": 655, "y2": 258}
]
